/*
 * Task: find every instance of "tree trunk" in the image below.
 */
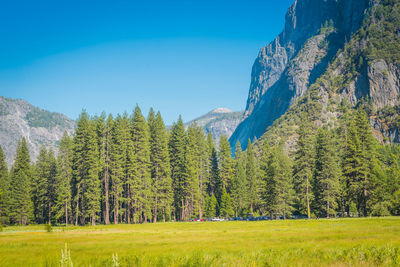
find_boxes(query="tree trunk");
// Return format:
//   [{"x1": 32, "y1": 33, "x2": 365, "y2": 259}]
[
  {"x1": 306, "y1": 177, "x2": 311, "y2": 219},
  {"x1": 163, "y1": 206, "x2": 166, "y2": 223},
  {"x1": 199, "y1": 199, "x2": 203, "y2": 220},
  {"x1": 341, "y1": 198, "x2": 345, "y2": 217},
  {"x1": 114, "y1": 198, "x2": 118, "y2": 224},
  {"x1": 181, "y1": 199, "x2": 185, "y2": 221},
  {"x1": 327, "y1": 201, "x2": 330, "y2": 219},
  {"x1": 363, "y1": 174, "x2": 368, "y2": 217},
  {"x1": 127, "y1": 187, "x2": 131, "y2": 224},
  {"x1": 153, "y1": 195, "x2": 158, "y2": 223},
  {"x1": 65, "y1": 201, "x2": 68, "y2": 226},
  {"x1": 104, "y1": 168, "x2": 110, "y2": 225},
  {"x1": 75, "y1": 193, "x2": 79, "y2": 226},
  {"x1": 48, "y1": 202, "x2": 52, "y2": 225}
]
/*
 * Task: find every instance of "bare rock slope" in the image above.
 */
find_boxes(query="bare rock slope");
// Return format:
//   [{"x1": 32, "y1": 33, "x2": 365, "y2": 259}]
[{"x1": 0, "y1": 96, "x2": 75, "y2": 166}]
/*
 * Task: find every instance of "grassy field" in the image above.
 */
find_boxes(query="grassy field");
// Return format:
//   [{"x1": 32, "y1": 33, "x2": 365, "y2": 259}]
[{"x1": 0, "y1": 217, "x2": 400, "y2": 266}]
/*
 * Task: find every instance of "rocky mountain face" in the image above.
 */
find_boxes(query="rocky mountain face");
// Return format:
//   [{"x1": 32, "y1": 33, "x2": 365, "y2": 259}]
[
  {"x1": 0, "y1": 96, "x2": 75, "y2": 166},
  {"x1": 186, "y1": 108, "x2": 243, "y2": 145},
  {"x1": 230, "y1": 0, "x2": 400, "y2": 150}
]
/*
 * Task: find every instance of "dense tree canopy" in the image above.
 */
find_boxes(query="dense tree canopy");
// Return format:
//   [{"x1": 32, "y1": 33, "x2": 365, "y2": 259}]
[{"x1": 1, "y1": 105, "x2": 400, "y2": 226}]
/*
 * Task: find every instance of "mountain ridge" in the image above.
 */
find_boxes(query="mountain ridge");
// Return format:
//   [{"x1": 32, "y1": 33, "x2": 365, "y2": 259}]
[{"x1": 0, "y1": 96, "x2": 76, "y2": 166}]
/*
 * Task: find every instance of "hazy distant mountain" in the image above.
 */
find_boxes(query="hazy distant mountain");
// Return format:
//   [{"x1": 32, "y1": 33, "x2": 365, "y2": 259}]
[
  {"x1": 0, "y1": 96, "x2": 75, "y2": 166},
  {"x1": 185, "y1": 108, "x2": 243, "y2": 145}
]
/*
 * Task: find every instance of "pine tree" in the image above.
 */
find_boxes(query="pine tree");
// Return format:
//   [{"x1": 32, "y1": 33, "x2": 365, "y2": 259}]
[
  {"x1": 84, "y1": 119, "x2": 101, "y2": 225},
  {"x1": 219, "y1": 188, "x2": 234, "y2": 217},
  {"x1": 207, "y1": 134, "x2": 220, "y2": 200},
  {"x1": 0, "y1": 146, "x2": 9, "y2": 225},
  {"x1": 32, "y1": 145, "x2": 50, "y2": 224},
  {"x1": 184, "y1": 125, "x2": 202, "y2": 219},
  {"x1": 231, "y1": 142, "x2": 247, "y2": 217},
  {"x1": 195, "y1": 127, "x2": 209, "y2": 220},
  {"x1": 342, "y1": 107, "x2": 377, "y2": 216},
  {"x1": 96, "y1": 114, "x2": 113, "y2": 225},
  {"x1": 169, "y1": 116, "x2": 187, "y2": 221},
  {"x1": 336, "y1": 100, "x2": 352, "y2": 216},
  {"x1": 218, "y1": 136, "x2": 233, "y2": 192},
  {"x1": 9, "y1": 138, "x2": 33, "y2": 225},
  {"x1": 32, "y1": 146, "x2": 59, "y2": 224},
  {"x1": 263, "y1": 146, "x2": 294, "y2": 219},
  {"x1": 110, "y1": 114, "x2": 128, "y2": 224},
  {"x1": 55, "y1": 132, "x2": 73, "y2": 225},
  {"x1": 204, "y1": 194, "x2": 217, "y2": 218},
  {"x1": 131, "y1": 105, "x2": 152, "y2": 223},
  {"x1": 355, "y1": 107, "x2": 377, "y2": 216},
  {"x1": 72, "y1": 111, "x2": 101, "y2": 225},
  {"x1": 313, "y1": 128, "x2": 340, "y2": 218},
  {"x1": 149, "y1": 110, "x2": 172, "y2": 222},
  {"x1": 246, "y1": 140, "x2": 257, "y2": 214},
  {"x1": 47, "y1": 149, "x2": 58, "y2": 224},
  {"x1": 72, "y1": 111, "x2": 88, "y2": 225},
  {"x1": 292, "y1": 120, "x2": 315, "y2": 218},
  {"x1": 259, "y1": 139, "x2": 271, "y2": 215}
]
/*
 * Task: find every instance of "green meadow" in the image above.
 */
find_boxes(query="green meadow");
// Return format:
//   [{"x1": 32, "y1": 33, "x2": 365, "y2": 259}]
[{"x1": 1, "y1": 217, "x2": 400, "y2": 266}]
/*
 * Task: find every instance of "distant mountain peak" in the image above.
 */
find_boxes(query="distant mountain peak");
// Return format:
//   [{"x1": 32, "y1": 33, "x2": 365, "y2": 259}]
[
  {"x1": 186, "y1": 108, "x2": 243, "y2": 145},
  {"x1": 210, "y1": 107, "x2": 233, "y2": 114}
]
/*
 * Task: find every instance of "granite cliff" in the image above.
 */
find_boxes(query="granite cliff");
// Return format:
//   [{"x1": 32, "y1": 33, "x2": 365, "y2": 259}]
[{"x1": 230, "y1": 0, "x2": 400, "y2": 150}]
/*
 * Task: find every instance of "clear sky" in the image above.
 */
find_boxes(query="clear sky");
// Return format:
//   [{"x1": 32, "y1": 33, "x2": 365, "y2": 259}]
[{"x1": 0, "y1": 0, "x2": 294, "y2": 124}]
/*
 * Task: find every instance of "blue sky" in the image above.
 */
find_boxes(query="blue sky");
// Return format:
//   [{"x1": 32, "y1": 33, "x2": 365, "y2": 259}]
[{"x1": 0, "y1": 0, "x2": 293, "y2": 124}]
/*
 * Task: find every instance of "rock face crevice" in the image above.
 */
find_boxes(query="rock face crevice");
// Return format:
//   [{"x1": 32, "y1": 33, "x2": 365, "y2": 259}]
[{"x1": 230, "y1": 0, "x2": 376, "y2": 149}]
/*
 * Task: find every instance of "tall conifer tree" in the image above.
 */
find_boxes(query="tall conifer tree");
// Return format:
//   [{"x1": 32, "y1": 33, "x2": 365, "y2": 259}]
[
  {"x1": 131, "y1": 105, "x2": 152, "y2": 223},
  {"x1": 55, "y1": 132, "x2": 73, "y2": 225},
  {"x1": 292, "y1": 120, "x2": 315, "y2": 218},
  {"x1": 314, "y1": 128, "x2": 340, "y2": 218},
  {"x1": 218, "y1": 136, "x2": 233, "y2": 192},
  {"x1": 246, "y1": 140, "x2": 257, "y2": 213},
  {"x1": 9, "y1": 138, "x2": 33, "y2": 225},
  {"x1": 231, "y1": 142, "x2": 247, "y2": 217},
  {"x1": 0, "y1": 146, "x2": 9, "y2": 224},
  {"x1": 149, "y1": 110, "x2": 172, "y2": 222},
  {"x1": 169, "y1": 116, "x2": 187, "y2": 221},
  {"x1": 263, "y1": 146, "x2": 294, "y2": 219}
]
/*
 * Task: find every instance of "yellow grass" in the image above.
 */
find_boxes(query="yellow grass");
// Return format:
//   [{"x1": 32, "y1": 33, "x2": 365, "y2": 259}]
[{"x1": 0, "y1": 217, "x2": 400, "y2": 266}]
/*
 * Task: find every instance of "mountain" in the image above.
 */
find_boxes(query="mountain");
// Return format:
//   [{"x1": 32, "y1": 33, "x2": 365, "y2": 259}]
[
  {"x1": 0, "y1": 96, "x2": 75, "y2": 166},
  {"x1": 230, "y1": 0, "x2": 400, "y2": 150},
  {"x1": 185, "y1": 108, "x2": 243, "y2": 144}
]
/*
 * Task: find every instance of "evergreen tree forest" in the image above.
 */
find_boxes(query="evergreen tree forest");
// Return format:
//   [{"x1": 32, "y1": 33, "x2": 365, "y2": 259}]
[{"x1": 0, "y1": 105, "x2": 400, "y2": 226}]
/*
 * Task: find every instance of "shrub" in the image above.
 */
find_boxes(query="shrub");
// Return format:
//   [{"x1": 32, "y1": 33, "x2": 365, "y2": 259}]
[{"x1": 45, "y1": 223, "x2": 53, "y2": 233}]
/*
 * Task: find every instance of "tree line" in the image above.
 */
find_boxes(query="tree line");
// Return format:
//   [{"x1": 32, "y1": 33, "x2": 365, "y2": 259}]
[{"x1": 0, "y1": 105, "x2": 399, "y2": 226}]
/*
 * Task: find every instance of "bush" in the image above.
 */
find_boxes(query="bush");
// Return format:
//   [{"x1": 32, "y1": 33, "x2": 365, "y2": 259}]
[
  {"x1": 45, "y1": 223, "x2": 53, "y2": 233},
  {"x1": 371, "y1": 202, "x2": 391, "y2": 217}
]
